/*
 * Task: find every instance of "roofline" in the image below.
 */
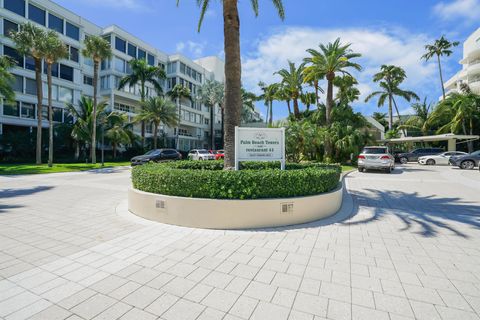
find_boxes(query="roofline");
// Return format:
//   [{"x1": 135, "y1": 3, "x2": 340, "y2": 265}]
[{"x1": 380, "y1": 133, "x2": 480, "y2": 143}]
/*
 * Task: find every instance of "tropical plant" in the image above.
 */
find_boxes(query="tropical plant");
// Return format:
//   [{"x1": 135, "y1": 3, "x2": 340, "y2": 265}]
[
  {"x1": 303, "y1": 38, "x2": 362, "y2": 125},
  {"x1": 365, "y1": 65, "x2": 419, "y2": 132},
  {"x1": 104, "y1": 113, "x2": 133, "y2": 158},
  {"x1": 240, "y1": 88, "x2": 258, "y2": 123},
  {"x1": 275, "y1": 85, "x2": 292, "y2": 116},
  {"x1": 333, "y1": 75, "x2": 360, "y2": 105},
  {"x1": 177, "y1": 0, "x2": 285, "y2": 168},
  {"x1": 300, "y1": 92, "x2": 317, "y2": 112},
  {"x1": 118, "y1": 58, "x2": 166, "y2": 147},
  {"x1": 0, "y1": 55, "x2": 16, "y2": 103},
  {"x1": 43, "y1": 30, "x2": 68, "y2": 167},
  {"x1": 66, "y1": 96, "x2": 109, "y2": 160},
  {"x1": 11, "y1": 23, "x2": 48, "y2": 164},
  {"x1": 197, "y1": 80, "x2": 224, "y2": 149},
  {"x1": 398, "y1": 98, "x2": 433, "y2": 136},
  {"x1": 422, "y1": 36, "x2": 459, "y2": 100},
  {"x1": 258, "y1": 82, "x2": 279, "y2": 125},
  {"x1": 135, "y1": 97, "x2": 178, "y2": 149},
  {"x1": 372, "y1": 112, "x2": 388, "y2": 129},
  {"x1": 275, "y1": 61, "x2": 304, "y2": 118},
  {"x1": 82, "y1": 35, "x2": 112, "y2": 164},
  {"x1": 167, "y1": 84, "x2": 191, "y2": 149}
]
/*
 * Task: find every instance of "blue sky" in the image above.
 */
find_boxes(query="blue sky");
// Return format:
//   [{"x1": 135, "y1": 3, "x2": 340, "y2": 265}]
[{"x1": 56, "y1": 0, "x2": 480, "y2": 120}]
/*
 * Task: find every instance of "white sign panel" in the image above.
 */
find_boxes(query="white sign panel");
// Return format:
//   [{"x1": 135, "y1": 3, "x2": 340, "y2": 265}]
[{"x1": 235, "y1": 127, "x2": 285, "y2": 170}]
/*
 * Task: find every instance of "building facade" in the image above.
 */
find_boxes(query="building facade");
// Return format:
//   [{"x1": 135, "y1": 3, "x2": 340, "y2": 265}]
[
  {"x1": 444, "y1": 28, "x2": 480, "y2": 96},
  {"x1": 0, "y1": 0, "x2": 225, "y2": 152}
]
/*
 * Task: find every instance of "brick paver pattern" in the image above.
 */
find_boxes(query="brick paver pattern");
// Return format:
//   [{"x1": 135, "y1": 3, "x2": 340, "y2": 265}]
[{"x1": 0, "y1": 165, "x2": 479, "y2": 320}]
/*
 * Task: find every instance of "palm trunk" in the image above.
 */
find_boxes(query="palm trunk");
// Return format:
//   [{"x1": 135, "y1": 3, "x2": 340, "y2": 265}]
[
  {"x1": 92, "y1": 60, "x2": 99, "y2": 164},
  {"x1": 265, "y1": 104, "x2": 269, "y2": 124},
  {"x1": 293, "y1": 98, "x2": 300, "y2": 118},
  {"x1": 392, "y1": 97, "x2": 407, "y2": 137},
  {"x1": 268, "y1": 101, "x2": 273, "y2": 126},
  {"x1": 210, "y1": 104, "x2": 215, "y2": 149},
  {"x1": 223, "y1": 0, "x2": 242, "y2": 169},
  {"x1": 220, "y1": 106, "x2": 224, "y2": 148},
  {"x1": 437, "y1": 54, "x2": 446, "y2": 100},
  {"x1": 388, "y1": 95, "x2": 393, "y2": 131},
  {"x1": 140, "y1": 82, "x2": 146, "y2": 149},
  {"x1": 47, "y1": 63, "x2": 53, "y2": 167},
  {"x1": 176, "y1": 97, "x2": 181, "y2": 149},
  {"x1": 326, "y1": 78, "x2": 333, "y2": 125},
  {"x1": 34, "y1": 58, "x2": 43, "y2": 165},
  {"x1": 113, "y1": 142, "x2": 117, "y2": 159},
  {"x1": 314, "y1": 80, "x2": 320, "y2": 108},
  {"x1": 287, "y1": 100, "x2": 292, "y2": 115},
  {"x1": 75, "y1": 142, "x2": 80, "y2": 160},
  {"x1": 153, "y1": 122, "x2": 158, "y2": 149}
]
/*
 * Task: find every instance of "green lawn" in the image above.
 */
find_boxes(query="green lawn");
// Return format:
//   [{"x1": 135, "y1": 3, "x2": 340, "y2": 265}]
[
  {"x1": 0, "y1": 162, "x2": 130, "y2": 175},
  {"x1": 342, "y1": 165, "x2": 355, "y2": 172}
]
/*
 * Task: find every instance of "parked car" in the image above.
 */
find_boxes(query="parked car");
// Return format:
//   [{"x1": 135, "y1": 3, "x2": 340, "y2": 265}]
[
  {"x1": 188, "y1": 149, "x2": 216, "y2": 160},
  {"x1": 449, "y1": 150, "x2": 480, "y2": 169},
  {"x1": 357, "y1": 146, "x2": 395, "y2": 173},
  {"x1": 214, "y1": 150, "x2": 225, "y2": 160},
  {"x1": 131, "y1": 149, "x2": 182, "y2": 166},
  {"x1": 396, "y1": 148, "x2": 444, "y2": 164},
  {"x1": 418, "y1": 151, "x2": 468, "y2": 165}
]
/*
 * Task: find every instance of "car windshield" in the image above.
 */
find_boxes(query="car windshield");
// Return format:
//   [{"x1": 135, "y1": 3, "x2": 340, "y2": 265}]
[
  {"x1": 198, "y1": 150, "x2": 209, "y2": 154},
  {"x1": 145, "y1": 150, "x2": 160, "y2": 156},
  {"x1": 362, "y1": 148, "x2": 388, "y2": 154}
]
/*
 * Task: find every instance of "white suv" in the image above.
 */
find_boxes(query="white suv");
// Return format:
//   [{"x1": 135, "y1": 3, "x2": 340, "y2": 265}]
[
  {"x1": 358, "y1": 146, "x2": 395, "y2": 173},
  {"x1": 188, "y1": 149, "x2": 216, "y2": 160}
]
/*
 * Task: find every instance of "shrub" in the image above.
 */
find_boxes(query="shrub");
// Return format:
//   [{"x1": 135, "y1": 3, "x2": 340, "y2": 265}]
[{"x1": 132, "y1": 161, "x2": 341, "y2": 200}]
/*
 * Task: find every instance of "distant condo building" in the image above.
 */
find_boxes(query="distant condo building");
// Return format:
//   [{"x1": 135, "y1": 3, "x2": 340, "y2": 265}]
[
  {"x1": 444, "y1": 28, "x2": 480, "y2": 96},
  {"x1": 0, "y1": 0, "x2": 227, "y2": 151}
]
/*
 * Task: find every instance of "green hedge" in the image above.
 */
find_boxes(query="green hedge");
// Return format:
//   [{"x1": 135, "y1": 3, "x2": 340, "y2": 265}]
[{"x1": 132, "y1": 161, "x2": 341, "y2": 200}]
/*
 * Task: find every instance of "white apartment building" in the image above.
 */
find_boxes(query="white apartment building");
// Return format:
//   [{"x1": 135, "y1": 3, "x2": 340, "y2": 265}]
[
  {"x1": 444, "y1": 28, "x2": 480, "y2": 96},
  {"x1": 0, "y1": 0, "x2": 225, "y2": 152}
]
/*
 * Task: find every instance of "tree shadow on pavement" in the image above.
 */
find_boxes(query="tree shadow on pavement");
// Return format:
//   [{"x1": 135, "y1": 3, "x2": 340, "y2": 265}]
[
  {"x1": 0, "y1": 186, "x2": 54, "y2": 199},
  {"x1": 343, "y1": 188, "x2": 480, "y2": 238}
]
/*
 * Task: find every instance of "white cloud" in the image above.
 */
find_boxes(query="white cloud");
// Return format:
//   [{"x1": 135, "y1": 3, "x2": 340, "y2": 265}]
[
  {"x1": 242, "y1": 27, "x2": 438, "y2": 114},
  {"x1": 176, "y1": 41, "x2": 207, "y2": 58},
  {"x1": 433, "y1": 0, "x2": 480, "y2": 22},
  {"x1": 79, "y1": 0, "x2": 148, "y2": 10}
]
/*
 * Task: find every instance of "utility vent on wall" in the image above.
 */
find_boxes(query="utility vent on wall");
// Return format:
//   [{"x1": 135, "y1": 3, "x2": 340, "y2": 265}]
[
  {"x1": 156, "y1": 199, "x2": 166, "y2": 210},
  {"x1": 281, "y1": 203, "x2": 294, "y2": 214}
]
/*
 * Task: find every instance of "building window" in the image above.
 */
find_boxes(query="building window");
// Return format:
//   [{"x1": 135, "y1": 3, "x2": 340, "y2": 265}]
[
  {"x1": 100, "y1": 76, "x2": 110, "y2": 89},
  {"x1": 147, "y1": 54, "x2": 155, "y2": 66},
  {"x1": 3, "y1": 19, "x2": 18, "y2": 38},
  {"x1": 25, "y1": 56, "x2": 36, "y2": 71},
  {"x1": 3, "y1": 46, "x2": 23, "y2": 67},
  {"x1": 4, "y1": 0, "x2": 25, "y2": 17},
  {"x1": 101, "y1": 59, "x2": 111, "y2": 70},
  {"x1": 65, "y1": 22, "x2": 79, "y2": 40},
  {"x1": 42, "y1": 83, "x2": 58, "y2": 100},
  {"x1": 127, "y1": 43, "x2": 136, "y2": 58},
  {"x1": 53, "y1": 107, "x2": 63, "y2": 122},
  {"x1": 180, "y1": 63, "x2": 186, "y2": 74},
  {"x1": 3, "y1": 101, "x2": 20, "y2": 117},
  {"x1": 115, "y1": 37, "x2": 126, "y2": 53},
  {"x1": 12, "y1": 75, "x2": 23, "y2": 93},
  {"x1": 103, "y1": 35, "x2": 111, "y2": 44},
  {"x1": 138, "y1": 49, "x2": 146, "y2": 60},
  {"x1": 21, "y1": 103, "x2": 35, "y2": 119},
  {"x1": 83, "y1": 75, "x2": 93, "y2": 86},
  {"x1": 84, "y1": 57, "x2": 94, "y2": 67},
  {"x1": 25, "y1": 78, "x2": 37, "y2": 95},
  {"x1": 48, "y1": 13, "x2": 64, "y2": 33},
  {"x1": 58, "y1": 87, "x2": 73, "y2": 103},
  {"x1": 28, "y1": 4, "x2": 46, "y2": 26},
  {"x1": 69, "y1": 46, "x2": 79, "y2": 62},
  {"x1": 114, "y1": 57, "x2": 125, "y2": 73},
  {"x1": 43, "y1": 62, "x2": 59, "y2": 77},
  {"x1": 59, "y1": 64, "x2": 73, "y2": 81}
]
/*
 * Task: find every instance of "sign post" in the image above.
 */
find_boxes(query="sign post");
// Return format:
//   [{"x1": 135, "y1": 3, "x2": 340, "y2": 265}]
[{"x1": 234, "y1": 127, "x2": 286, "y2": 170}]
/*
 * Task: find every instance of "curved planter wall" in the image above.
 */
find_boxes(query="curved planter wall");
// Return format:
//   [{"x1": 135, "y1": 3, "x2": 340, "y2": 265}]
[{"x1": 128, "y1": 185, "x2": 343, "y2": 229}]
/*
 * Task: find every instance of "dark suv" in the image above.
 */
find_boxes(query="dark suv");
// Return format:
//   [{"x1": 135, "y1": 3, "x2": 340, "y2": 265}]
[
  {"x1": 449, "y1": 150, "x2": 480, "y2": 169},
  {"x1": 396, "y1": 148, "x2": 444, "y2": 164},
  {"x1": 131, "y1": 149, "x2": 182, "y2": 166}
]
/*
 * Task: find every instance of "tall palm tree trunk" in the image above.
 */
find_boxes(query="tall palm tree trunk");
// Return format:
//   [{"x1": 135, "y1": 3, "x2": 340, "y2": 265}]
[
  {"x1": 140, "y1": 83, "x2": 146, "y2": 149},
  {"x1": 392, "y1": 97, "x2": 407, "y2": 137},
  {"x1": 153, "y1": 123, "x2": 158, "y2": 149},
  {"x1": 34, "y1": 58, "x2": 43, "y2": 164},
  {"x1": 113, "y1": 142, "x2": 117, "y2": 159},
  {"x1": 326, "y1": 78, "x2": 333, "y2": 125},
  {"x1": 437, "y1": 54, "x2": 446, "y2": 100},
  {"x1": 388, "y1": 95, "x2": 393, "y2": 131},
  {"x1": 314, "y1": 81, "x2": 320, "y2": 108},
  {"x1": 176, "y1": 97, "x2": 181, "y2": 149},
  {"x1": 220, "y1": 106, "x2": 225, "y2": 148},
  {"x1": 92, "y1": 60, "x2": 99, "y2": 164},
  {"x1": 223, "y1": 0, "x2": 242, "y2": 168},
  {"x1": 210, "y1": 104, "x2": 215, "y2": 149},
  {"x1": 268, "y1": 101, "x2": 273, "y2": 126},
  {"x1": 47, "y1": 63, "x2": 54, "y2": 167},
  {"x1": 287, "y1": 101, "x2": 292, "y2": 115},
  {"x1": 293, "y1": 98, "x2": 300, "y2": 118}
]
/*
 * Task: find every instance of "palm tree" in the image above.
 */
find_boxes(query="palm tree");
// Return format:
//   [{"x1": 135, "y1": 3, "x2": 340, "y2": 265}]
[
  {"x1": 118, "y1": 59, "x2": 166, "y2": 148},
  {"x1": 334, "y1": 75, "x2": 360, "y2": 105},
  {"x1": 43, "y1": 30, "x2": 68, "y2": 167},
  {"x1": 422, "y1": 36, "x2": 459, "y2": 100},
  {"x1": 135, "y1": 97, "x2": 178, "y2": 149},
  {"x1": 365, "y1": 65, "x2": 419, "y2": 132},
  {"x1": 275, "y1": 61, "x2": 304, "y2": 118},
  {"x1": 167, "y1": 84, "x2": 191, "y2": 149},
  {"x1": 398, "y1": 98, "x2": 432, "y2": 136},
  {"x1": 275, "y1": 85, "x2": 292, "y2": 116},
  {"x1": 300, "y1": 92, "x2": 317, "y2": 112},
  {"x1": 372, "y1": 112, "x2": 388, "y2": 129},
  {"x1": 82, "y1": 36, "x2": 112, "y2": 164},
  {"x1": 66, "y1": 96, "x2": 109, "y2": 160},
  {"x1": 240, "y1": 89, "x2": 259, "y2": 123},
  {"x1": 177, "y1": 0, "x2": 285, "y2": 168},
  {"x1": 197, "y1": 80, "x2": 224, "y2": 149},
  {"x1": 11, "y1": 23, "x2": 48, "y2": 164},
  {"x1": 304, "y1": 38, "x2": 361, "y2": 125},
  {"x1": 105, "y1": 113, "x2": 133, "y2": 158},
  {"x1": 258, "y1": 82, "x2": 279, "y2": 125},
  {"x1": 0, "y1": 56, "x2": 16, "y2": 103}
]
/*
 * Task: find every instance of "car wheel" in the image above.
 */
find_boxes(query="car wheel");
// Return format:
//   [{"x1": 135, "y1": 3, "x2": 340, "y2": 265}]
[
  {"x1": 199, "y1": 157, "x2": 203, "y2": 161},
  {"x1": 426, "y1": 159, "x2": 435, "y2": 165},
  {"x1": 358, "y1": 167, "x2": 364, "y2": 172},
  {"x1": 460, "y1": 160, "x2": 475, "y2": 170},
  {"x1": 400, "y1": 157, "x2": 408, "y2": 164}
]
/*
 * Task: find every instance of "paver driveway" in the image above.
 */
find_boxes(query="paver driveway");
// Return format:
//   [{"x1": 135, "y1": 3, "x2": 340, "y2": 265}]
[{"x1": 0, "y1": 165, "x2": 479, "y2": 320}]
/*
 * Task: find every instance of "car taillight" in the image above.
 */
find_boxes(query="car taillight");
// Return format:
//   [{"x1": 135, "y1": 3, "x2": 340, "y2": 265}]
[
  {"x1": 358, "y1": 155, "x2": 365, "y2": 159},
  {"x1": 380, "y1": 155, "x2": 391, "y2": 160}
]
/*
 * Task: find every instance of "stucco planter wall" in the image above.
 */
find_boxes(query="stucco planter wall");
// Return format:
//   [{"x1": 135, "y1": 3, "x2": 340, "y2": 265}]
[{"x1": 128, "y1": 184, "x2": 343, "y2": 229}]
